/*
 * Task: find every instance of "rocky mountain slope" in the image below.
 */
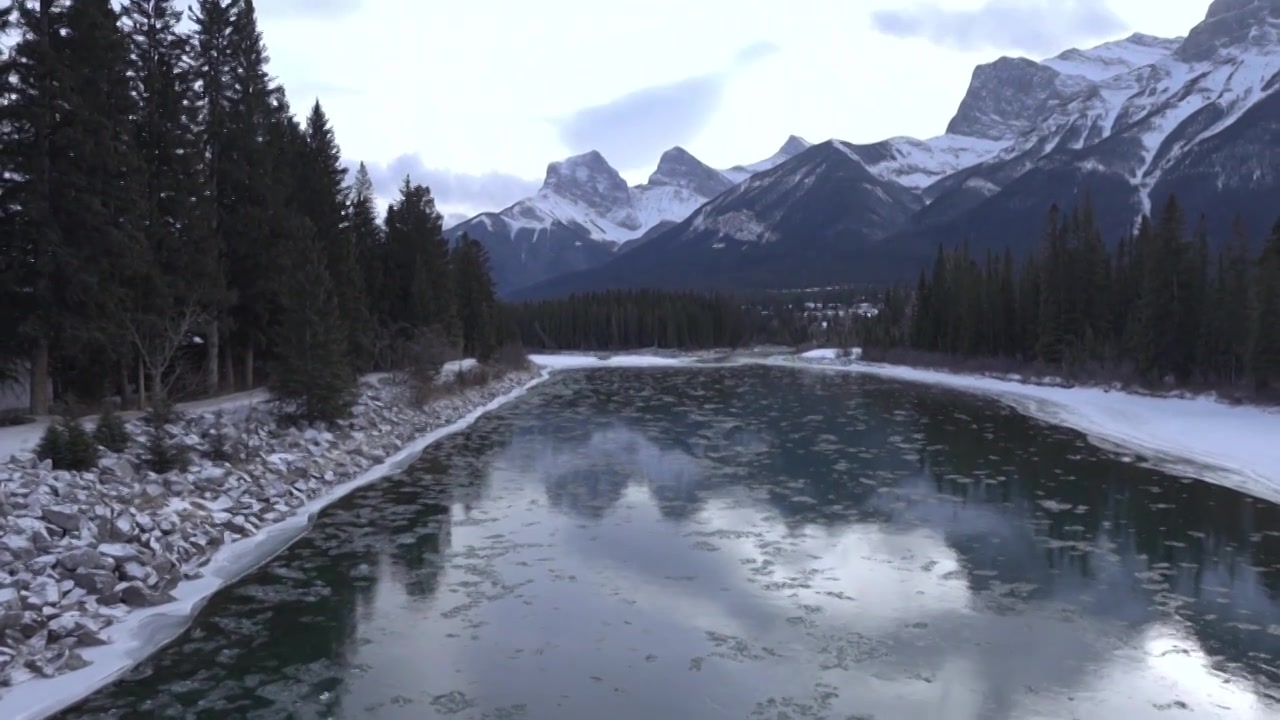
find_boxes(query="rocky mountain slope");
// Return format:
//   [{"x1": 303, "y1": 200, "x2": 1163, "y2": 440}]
[
  {"x1": 446, "y1": 137, "x2": 811, "y2": 293},
  {"x1": 514, "y1": 0, "x2": 1280, "y2": 298}
]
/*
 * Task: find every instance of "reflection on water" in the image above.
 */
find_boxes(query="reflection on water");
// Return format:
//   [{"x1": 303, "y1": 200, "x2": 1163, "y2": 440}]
[{"x1": 58, "y1": 367, "x2": 1280, "y2": 719}]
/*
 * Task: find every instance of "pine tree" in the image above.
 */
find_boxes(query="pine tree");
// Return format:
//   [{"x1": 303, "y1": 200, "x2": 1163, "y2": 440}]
[
  {"x1": 0, "y1": 1, "x2": 71, "y2": 414},
  {"x1": 122, "y1": 0, "x2": 223, "y2": 401},
  {"x1": 94, "y1": 405, "x2": 132, "y2": 453},
  {"x1": 1249, "y1": 220, "x2": 1280, "y2": 391},
  {"x1": 452, "y1": 234, "x2": 498, "y2": 359},
  {"x1": 384, "y1": 179, "x2": 454, "y2": 337},
  {"x1": 1217, "y1": 216, "x2": 1253, "y2": 384},
  {"x1": 220, "y1": 0, "x2": 277, "y2": 389},
  {"x1": 269, "y1": 230, "x2": 355, "y2": 424},
  {"x1": 349, "y1": 162, "x2": 386, "y2": 337},
  {"x1": 302, "y1": 100, "x2": 368, "y2": 369},
  {"x1": 190, "y1": 0, "x2": 237, "y2": 392},
  {"x1": 51, "y1": 0, "x2": 148, "y2": 401}
]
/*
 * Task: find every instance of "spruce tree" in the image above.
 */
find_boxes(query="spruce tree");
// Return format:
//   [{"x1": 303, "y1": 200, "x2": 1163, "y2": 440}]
[
  {"x1": 1249, "y1": 220, "x2": 1280, "y2": 391},
  {"x1": 94, "y1": 405, "x2": 132, "y2": 453},
  {"x1": 302, "y1": 100, "x2": 368, "y2": 369},
  {"x1": 122, "y1": 0, "x2": 224, "y2": 398},
  {"x1": 269, "y1": 230, "x2": 355, "y2": 424},
  {"x1": 221, "y1": 0, "x2": 277, "y2": 389},
  {"x1": 190, "y1": 0, "x2": 237, "y2": 391},
  {"x1": 452, "y1": 234, "x2": 498, "y2": 360},
  {"x1": 0, "y1": 1, "x2": 71, "y2": 414},
  {"x1": 349, "y1": 162, "x2": 386, "y2": 340}
]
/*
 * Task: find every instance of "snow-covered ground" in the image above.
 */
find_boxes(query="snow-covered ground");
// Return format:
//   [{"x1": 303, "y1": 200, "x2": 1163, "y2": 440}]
[
  {"x1": 772, "y1": 350, "x2": 1280, "y2": 505},
  {"x1": 0, "y1": 387, "x2": 273, "y2": 466}
]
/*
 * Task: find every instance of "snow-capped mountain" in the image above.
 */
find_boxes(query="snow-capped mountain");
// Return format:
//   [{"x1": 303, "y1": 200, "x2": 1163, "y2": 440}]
[
  {"x1": 513, "y1": 0, "x2": 1280, "y2": 298},
  {"x1": 447, "y1": 137, "x2": 811, "y2": 292}
]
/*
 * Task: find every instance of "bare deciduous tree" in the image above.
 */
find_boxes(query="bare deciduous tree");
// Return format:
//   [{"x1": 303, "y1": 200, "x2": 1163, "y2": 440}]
[{"x1": 127, "y1": 302, "x2": 209, "y2": 406}]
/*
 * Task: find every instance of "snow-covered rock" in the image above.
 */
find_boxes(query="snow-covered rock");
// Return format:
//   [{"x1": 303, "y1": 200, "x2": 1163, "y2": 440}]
[{"x1": 0, "y1": 365, "x2": 537, "y2": 688}]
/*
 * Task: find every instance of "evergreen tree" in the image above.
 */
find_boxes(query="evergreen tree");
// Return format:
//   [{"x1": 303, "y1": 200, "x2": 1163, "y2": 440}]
[
  {"x1": 0, "y1": 0, "x2": 69, "y2": 414},
  {"x1": 349, "y1": 162, "x2": 386, "y2": 335},
  {"x1": 190, "y1": 0, "x2": 237, "y2": 391},
  {"x1": 93, "y1": 405, "x2": 132, "y2": 453},
  {"x1": 302, "y1": 100, "x2": 368, "y2": 368},
  {"x1": 49, "y1": 0, "x2": 146, "y2": 401},
  {"x1": 268, "y1": 231, "x2": 355, "y2": 423},
  {"x1": 1249, "y1": 220, "x2": 1280, "y2": 391},
  {"x1": 221, "y1": 0, "x2": 277, "y2": 389},
  {"x1": 452, "y1": 234, "x2": 498, "y2": 359},
  {"x1": 122, "y1": 0, "x2": 222, "y2": 402}
]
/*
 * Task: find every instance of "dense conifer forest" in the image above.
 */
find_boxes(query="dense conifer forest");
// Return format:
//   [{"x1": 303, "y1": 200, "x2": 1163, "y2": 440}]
[
  {"x1": 861, "y1": 196, "x2": 1280, "y2": 393},
  {"x1": 510, "y1": 290, "x2": 752, "y2": 350},
  {"x1": 0, "y1": 0, "x2": 507, "y2": 422}
]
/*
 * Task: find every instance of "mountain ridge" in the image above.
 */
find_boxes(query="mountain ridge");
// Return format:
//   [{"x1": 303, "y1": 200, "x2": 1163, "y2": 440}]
[
  {"x1": 445, "y1": 136, "x2": 813, "y2": 292},
  {"x1": 509, "y1": 1, "x2": 1280, "y2": 299}
]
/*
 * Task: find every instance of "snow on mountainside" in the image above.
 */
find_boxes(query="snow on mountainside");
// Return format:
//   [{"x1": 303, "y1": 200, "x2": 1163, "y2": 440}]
[
  {"x1": 454, "y1": 137, "x2": 812, "y2": 248},
  {"x1": 1042, "y1": 33, "x2": 1183, "y2": 80},
  {"x1": 517, "y1": 0, "x2": 1280, "y2": 298},
  {"x1": 955, "y1": 0, "x2": 1280, "y2": 219},
  {"x1": 838, "y1": 134, "x2": 1007, "y2": 190},
  {"x1": 720, "y1": 135, "x2": 813, "y2": 183}
]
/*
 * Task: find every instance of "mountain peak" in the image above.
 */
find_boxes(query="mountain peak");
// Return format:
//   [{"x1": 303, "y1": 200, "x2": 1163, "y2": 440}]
[
  {"x1": 648, "y1": 147, "x2": 733, "y2": 197},
  {"x1": 946, "y1": 57, "x2": 1085, "y2": 141},
  {"x1": 1206, "y1": 0, "x2": 1268, "y2": 20},
  {"x1": 1179, "y1": 0, "x2": 1280, "y2": 61},
  {"x1": 540, "y1": 150, "x2": 632, "y2": 215},
  {"x1": 779, "y1": 135, "x2": 812, "y2": 156}
]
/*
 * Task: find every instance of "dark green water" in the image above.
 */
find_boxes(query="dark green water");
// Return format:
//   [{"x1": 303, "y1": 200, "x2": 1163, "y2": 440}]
[{"x1": 58, "y1": 366, "x2": 1280, "y2": 719}]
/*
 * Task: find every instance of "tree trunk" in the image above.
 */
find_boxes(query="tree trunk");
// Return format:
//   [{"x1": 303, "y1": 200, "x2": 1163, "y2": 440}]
[
  {"x1": 137, "y1": 356, "x2": 147, "y2": 409},
  {"x1": 223, "y1": 342, "x2": 236, "y2": 392},
  {"x1": 149, "y1": 368, "x2": 164, "y2": 405},
  {"x1": 206, "y1": 318, "x2": 220, "y2": 396},
  {"x1": 244, "y1": 343, "x2": 255, "y2": 389},
  {"x1": 29, "y1": 339, "x2": 50, "y2": 416},
  {"x1": 119, "y1": 362, "x2": 132, "y2": 410}
]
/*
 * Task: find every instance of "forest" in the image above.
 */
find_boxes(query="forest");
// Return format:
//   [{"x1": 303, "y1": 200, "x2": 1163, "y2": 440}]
[
  {"x1": 0, "y1": 0, "x2": 508, "y2": 423},
  {"x1": 861, "y1": 196, "x2": 1280, "y2": 393}
]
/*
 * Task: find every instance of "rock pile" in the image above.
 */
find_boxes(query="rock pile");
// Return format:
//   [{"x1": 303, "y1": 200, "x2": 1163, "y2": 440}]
[{"x1": 0, "y1": 370, "x2": 536, "y2": 686}]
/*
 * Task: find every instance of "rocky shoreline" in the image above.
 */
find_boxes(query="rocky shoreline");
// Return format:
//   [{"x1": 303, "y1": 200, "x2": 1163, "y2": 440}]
[{"x1": 0, "y1": 369, "x2": 539, "y2": 689}]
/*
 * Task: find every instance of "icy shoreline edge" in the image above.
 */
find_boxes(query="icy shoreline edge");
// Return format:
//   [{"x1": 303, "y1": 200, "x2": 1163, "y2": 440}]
[
  {"x1": 5, "y1": 349, "x2": 1279, "y2": 718},
  {"x1": 0, "y1": 369, "x2": 552, "y2": 720},
  {"x1": 765, "y1": 353, "x2": 1280, "y2": 505}
]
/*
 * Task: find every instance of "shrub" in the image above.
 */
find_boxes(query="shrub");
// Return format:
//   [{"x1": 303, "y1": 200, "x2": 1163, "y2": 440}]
[
  {"x1": 492, "y1": 342, "x2": 531, "y2": 371},
  {"x1": 145, "y1": 424, "x2": 190, "y2": 474},
  {"x1": 143, "y1": 402, "x2": 190, "y2": 473},
  {"x1": 37, "y1": 417, "x2": 99, "y2": 471},
  {"x1": 93, "y1": 406, "x2": 132, "y2": 453},
  {"x1": 62, "y1": 418, "x2": 99, "y2": 470},
  {"x1": 395, "y1": 328, "x2": 456, "y2": 406},
  {"x1": 205, "y1": 411, "x2": 232, "y2": 463},
  {"x1": 35, "y1": 423, "x2": 67, "y2": 467}
]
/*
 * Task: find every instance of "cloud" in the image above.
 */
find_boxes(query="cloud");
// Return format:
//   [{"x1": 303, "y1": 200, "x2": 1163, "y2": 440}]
[
  {"x1": 555, "y1": 42, "x2": 779, "y2": 171},
  {"x1": 259, "y1": 0, "x2": 365, "y2": 19},
  {"x1": 871, "y1": 0, "x2": 1127, "y2": 55},
  {"x1": 350, "y1": 154, "x2": 541, "y2": 217}
]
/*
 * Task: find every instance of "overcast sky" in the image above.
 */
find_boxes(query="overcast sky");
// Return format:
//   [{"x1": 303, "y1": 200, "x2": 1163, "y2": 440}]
[{"x1": 257, "y1": 0, "x2": 1212, "y2": 221}]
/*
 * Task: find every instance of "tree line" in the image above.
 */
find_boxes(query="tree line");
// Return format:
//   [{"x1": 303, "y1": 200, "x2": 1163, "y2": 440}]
[
  {"x1": 862, "y1": 195, "x2": 1280, "y2": 392},
  {"x1": 0, "y1": 0, "x2": 506, "y2": 422},
  {"x1": 511, "y1": 290, "x2": 756, "y2": 351}
]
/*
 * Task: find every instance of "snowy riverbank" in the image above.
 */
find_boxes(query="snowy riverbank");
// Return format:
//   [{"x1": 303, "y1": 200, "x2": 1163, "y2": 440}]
[
  {"x1": 771, "y1": 350, "x2": 1280, "y2": 505},
  {"x1": 0, "y1": 367, "x2": 542, "y2": 718}
]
